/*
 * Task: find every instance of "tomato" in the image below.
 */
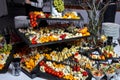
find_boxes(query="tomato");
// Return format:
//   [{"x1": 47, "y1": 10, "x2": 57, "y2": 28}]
[
  {"x1": 33, "y1": 17, "x2": 37, "y2": 21},
  {"x1": 60, "y1": 34, "x2": 66, "y2": 39},
  {"x1": 39, "y1": 61, "x2": 45, "y2": 66},
  {"x1": 54, "y1": 72, "x2": 57, "y2": 76},
  {"x1": 76, "y1": 67, "x2": 80, "y2": 71},
  {"x1": 82, "y1": 71, "x2": 88, "y2": 76},
  {"x1": 29, "y1": 12, "x2": 34, "y2": 16},
  {"x1": 47, "y1": 69, "x2": 51, "y2": 73},
  {"x1": 59, "y1": 71, "x2": 63, "y2": 75},
  {"x1": 29, "y1": 15, "x2": 33, "y2": 19},
  {"x1": 58, "y1": 71, "x2": 63, "y2": 78},
  {"x1": 37, "y1": 15, "x2": 41, "y2": 18},
  {"x1": 32, "y1": 24, "x2": 37, "y2": 28},
  {"x1": 58, "y1": 74, "x2": 63, "y2": 78},
  {"x1": 109, "y1": 54, "x2": 112, "y2": 58},
  {"x1": 31, "y1": 41, "x2": 37, "y2": 44},
  {"x1": 74, "y1": 52, "x2": 79, "y2": 56},
  {"x1": 45, "y1": 13, "x2": 50, "y2": 18},
  {"x1": 31, "y1": 36, "x2": 37, "y2": 44},
  {"x1": 33, "y1": 14, "x2": 37, "y2": 18},
  {"x1": 30, "y1": 19, "x2": 34, "y2": 22},
  {"x1": 73, "y1": 66, "x2": 76, "y2": 71},
  {"x1": 56, "y1": 72, "x2": 59, "y2": 76},
  {"x1": 51, "y1": 71, "x2": 54, "y2": 75},
  {"x1": 34, "y1": 22, "x2": 38, "y2": 26},
  {"x1": 74, "y1": 58, "x2": 79, "y2": 62},
  {"x1": 31, "y1": 21, "x2": 34, "y2": 25},
  {"x1": 44, "y1": 64, "x2": 48, "y2": 67},
  {"x1": 51, "y1": 71, "x2": 55, "y2": 75},
  {"x1": 45, "y1": 68, "x2": 49, "y2": 72}
]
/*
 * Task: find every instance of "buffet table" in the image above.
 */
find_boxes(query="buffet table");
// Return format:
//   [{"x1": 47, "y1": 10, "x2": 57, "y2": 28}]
[{"x1": 0, "y1": 41, "x2": 120, "y2": 80}]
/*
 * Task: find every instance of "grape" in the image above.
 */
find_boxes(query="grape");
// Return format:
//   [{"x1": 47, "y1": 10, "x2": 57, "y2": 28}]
[{"x1": 53, "y1": 0, "x2": 65, "y2": 12}]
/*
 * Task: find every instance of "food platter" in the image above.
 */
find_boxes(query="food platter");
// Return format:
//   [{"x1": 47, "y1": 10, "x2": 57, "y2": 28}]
[
  {"x1": 0, "y1": 49, "x2": 14, "y2": 73},
  {"x1": 16, "y1": 26, "x2": 90, "y2": 47}
]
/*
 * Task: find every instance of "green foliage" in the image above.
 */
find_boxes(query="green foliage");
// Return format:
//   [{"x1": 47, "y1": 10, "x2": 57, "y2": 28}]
[{"x1": 0, "y1": 43, "x2": 12, "y2": 53}]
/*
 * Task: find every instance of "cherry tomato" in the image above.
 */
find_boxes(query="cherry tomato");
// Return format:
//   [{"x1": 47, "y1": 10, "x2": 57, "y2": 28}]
[
  {"x1": 74, "y1": 58, "x2": 79, "y2": 62},
  {"x1": 33, "y1": 17, "x2": 37, "y2": 21},
  {"x1": 37, "y1": 15, "x2": 41, "y2": 18},
  {"x1": 30, "y1": 19, "x2": 34, "y2": 22},
  {"x1": 56, "y1": 72, "x2": 59, "y2": 76},
  {"x1": 29, "y1": 15, "x2": 33, "y2": 19},
  {"x1": 82, "y1": 71, "x2": 88, "y2": 76},
  {"x1": 76, "y1": 67, "x2": 80, "y2": 71},
  {"x1": 58, "y1": 74, "x2": 63, "y2": 78},
  {"x1": 74, "y1": 52, "x2": 79, "y2": 56},
  {"x1": 33, "y1": 14, "x2": 37, "y2": 18},
  {"x1": 39, "y1": 61, "x2": 45, "y2": 66}
]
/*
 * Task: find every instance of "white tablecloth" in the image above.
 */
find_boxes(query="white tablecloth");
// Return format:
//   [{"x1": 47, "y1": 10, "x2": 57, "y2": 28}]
[{"x1": 0, "y1": 64, "x2": 47, "y2": 80}]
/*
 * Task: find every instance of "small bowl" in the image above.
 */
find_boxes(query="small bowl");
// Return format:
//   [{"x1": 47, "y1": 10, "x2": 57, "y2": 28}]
[
  {"x1": 92, "y1": 70, "x2": 104, "y2": 80},
  {"x1": 115, "y1": 69, "x2": 120, "y2": 74},
  {"x1": 93, "y1": 75, "x2": 104, "y2": 80}
]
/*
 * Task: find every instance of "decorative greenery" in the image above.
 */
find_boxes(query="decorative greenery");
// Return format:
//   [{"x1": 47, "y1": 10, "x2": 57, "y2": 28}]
[
  {"x1": 0, "y1": 43, "x2": 12, "y2": 53},
  {"x1": 79, "y1": 0, "x2": 110, "y2": 45}
]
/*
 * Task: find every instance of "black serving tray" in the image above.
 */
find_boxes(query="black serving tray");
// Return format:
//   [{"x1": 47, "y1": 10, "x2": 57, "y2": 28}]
[
  {"x1": 86, "y1": 48, "x2": 108, "y2": 61},
  {"x1": 16, "y1": 29, "x2": 90, "y2": 47},
  {"x1": 21, "y1": 67, "x2": 37, "y2": 79},
  {"x1": 21, "y1": 58, "x2": 92, "y2": 80},
  {"x1": 37, "y1": 61, "x2": 91, "y2": 80},
  {"x1": 21, "y1": 62, "x2": 63, "y2": 80},
  {"x1": 105, "y1": 56, "x2": 120, "y2": 60},
  {"x1": 0, "y1": 49, "x2": 14, "y2": 73},
  {"x1": 37, "y1": 13, "x2": 84, "y2": 21}
]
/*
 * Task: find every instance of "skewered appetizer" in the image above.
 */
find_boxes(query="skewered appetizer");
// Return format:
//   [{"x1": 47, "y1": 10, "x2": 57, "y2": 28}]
[
  {"x1": 113, "y1": 63, "x2": 120, "y2": 69},
  {"x1": 44, "y1": 46, "x2": 79, "y2": 62},
  {"x1": 112, "y1": 63, "x2": 120, "y2": 74},
  {"x1": 71, "y1": 52, "x2": 95, "y2": 70},
  {"x1": 104, "y1": 66, "x2": 116, "y2": 80},
  {"x1": 91, "y1": 69, "x2": 104, "y2": 80},
  {"x1": 102, "y1": 45, "x2": 118, "y2": 58}
]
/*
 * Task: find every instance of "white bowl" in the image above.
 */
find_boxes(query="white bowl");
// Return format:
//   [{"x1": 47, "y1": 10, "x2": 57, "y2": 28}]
[
  {"x1": 102, "y1": 22, "x2": 120, "y2": 40},
  {"x1": 93, "y1": 75, "x2": 104, "y2": 80},
  {"x1": 115, "y1": 69, "x2": 120, "y2": 74},
  {"x1": 14, "y1": 16, "x2": 30, "y2": 28}
]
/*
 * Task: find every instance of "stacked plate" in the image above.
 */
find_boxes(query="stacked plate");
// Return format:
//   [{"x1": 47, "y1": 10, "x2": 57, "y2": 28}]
[
  {"x1": 14, "y1": 16, "x2": 30, "y2": 28},
  {"x1": 102, "y1": 22, "x2": 120, "y2": 40}
]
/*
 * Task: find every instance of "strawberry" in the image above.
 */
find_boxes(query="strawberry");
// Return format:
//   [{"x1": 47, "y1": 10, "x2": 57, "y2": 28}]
[{"x1": 60, "y1": 34, "x2": 66, "y2": 39}]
